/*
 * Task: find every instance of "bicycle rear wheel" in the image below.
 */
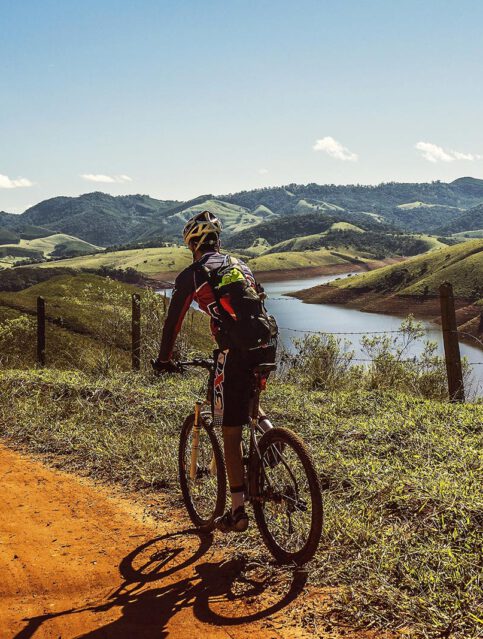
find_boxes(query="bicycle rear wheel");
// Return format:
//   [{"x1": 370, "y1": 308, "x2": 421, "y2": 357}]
[
  {"x1": 179, "y1": 413, "x2": 226, "y2": 531},
  {"x1": 252, "y1": 427, "x2": 322, "y2": 565}
]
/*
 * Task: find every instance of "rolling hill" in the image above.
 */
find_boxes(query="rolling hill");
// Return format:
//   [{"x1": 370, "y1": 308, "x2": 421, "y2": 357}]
[
  {"x1": 296, "y1": 239, "x2": 483, "y2": 299},
  {"x1": 436, "y1": 203, "x2": 483, "y2": 235},
  {"x1": 293, "y1": 239, "x2": 483, "y2": 337},
  {"x1": 223, "y1": 176, "x2": 483, "y2": 214},
  {"x1": 2, "y1": 178, "x2": 483, "y2": 279},
  {"x1": 4, "y1": 192, "x2": 179, "y2": 246},
  {"x1": 224, "y1": 211, "x2": 391, "y2": 249},
  {"x1": 138, "y1": 197, "x2": 274, "y2": 242},
  {"x1": 33, "y1": 245, "x2": 193, "y2": 277},
  {"x1": 2, "y1": 177, "x2": 483, "y2": 252},
  {"x1": 0, "y1": 233, "x2": 100, "y2": 267}
]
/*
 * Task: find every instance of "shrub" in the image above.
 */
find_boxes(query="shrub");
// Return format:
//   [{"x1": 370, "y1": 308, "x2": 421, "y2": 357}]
[{"x1": 282, "y1": 333, "x2": 358, "y2": 390}]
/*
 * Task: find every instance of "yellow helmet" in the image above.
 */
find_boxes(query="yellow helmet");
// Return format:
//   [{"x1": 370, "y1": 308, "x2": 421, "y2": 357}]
[{"x1": 182, "y1": 210, "x2": 222, "y2": 251}]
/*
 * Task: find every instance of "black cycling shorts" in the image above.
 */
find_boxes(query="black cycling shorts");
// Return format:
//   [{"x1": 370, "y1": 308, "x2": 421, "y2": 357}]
[{"x1": 212, "y1": 342, "x2": 277, "y2": 428}]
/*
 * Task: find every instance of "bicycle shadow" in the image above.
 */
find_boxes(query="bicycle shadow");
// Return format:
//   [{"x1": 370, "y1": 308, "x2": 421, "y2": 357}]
[{"x1": 14, "y1": 529, "x2": 307, "y2": 639}]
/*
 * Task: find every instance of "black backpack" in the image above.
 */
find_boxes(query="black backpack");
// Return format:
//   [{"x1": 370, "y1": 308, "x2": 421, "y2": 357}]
[{"x1": 197, "y1": 255, "x2": 278, "y2": 351}]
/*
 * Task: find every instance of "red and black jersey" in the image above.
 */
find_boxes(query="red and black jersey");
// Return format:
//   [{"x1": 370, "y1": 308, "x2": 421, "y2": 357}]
[{"x1": 158, "y1": 251, "x2": 257, "y2": 361}]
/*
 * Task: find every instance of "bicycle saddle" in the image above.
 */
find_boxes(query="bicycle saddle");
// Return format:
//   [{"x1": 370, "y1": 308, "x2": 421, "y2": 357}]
[{"x1": 251, "y1": 363, "x2": 277, "y2": 375}]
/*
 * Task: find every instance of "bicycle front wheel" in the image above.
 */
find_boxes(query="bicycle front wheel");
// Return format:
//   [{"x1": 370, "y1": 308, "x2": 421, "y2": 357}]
[
  {"x1": 178, "y1": 414, "x2": 226, "y2": 531},
  {"x1": 252, "y1": 427, "x2": 322, "y2": 565}
]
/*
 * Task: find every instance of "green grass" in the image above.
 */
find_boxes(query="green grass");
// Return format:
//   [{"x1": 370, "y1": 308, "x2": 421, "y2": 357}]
[
  {"x1": 35, "y1": 245, "x2": 193, "y2": 275},
  {"x1": 330, "y1": 221, "x2": 364, "y2": 232},
  {"x1": 169, "y1": 198, "x2": 262, "y2": 236},
  {"x1": 453, "y1": 229, "x2": 483, "y2": 239},
  {"x1": 247, "y1": 247, "x2": 362, "y2": 271},
  {"x1": 0, "y1": 274, "x2": 210, "y2": 368},
  {"x1": 0, "y1": 233, "x2": 100, "y2": 264},
  {"x1": 0, "y1": 368, "x2": 481, "y2": 638},
  {"x1": 416, "y1": 234, "x2": 448, "y2": 251},
  {"x1": 324, "y1": 238, "x2": 483, "y2": 298},
  {"x1": 397, "y1": 201, "x2": 440, "y2": 209},
  {"x1": 266, "y1": 228, "x2": 365, "y2": 253},
  {"x1": 0, "y1": 274, "x2": 140, "y2": 339}
]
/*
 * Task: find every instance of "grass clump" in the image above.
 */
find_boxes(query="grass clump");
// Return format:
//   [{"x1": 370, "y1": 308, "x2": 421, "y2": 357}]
[{"x1": 0, "y1": 367, "x2": 481, "y2": 638}]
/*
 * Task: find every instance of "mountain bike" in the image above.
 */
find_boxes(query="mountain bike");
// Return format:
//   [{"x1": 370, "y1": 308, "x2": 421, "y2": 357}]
[{"x1": 177, "y1": 357, "x2": 323, "y2": 565}]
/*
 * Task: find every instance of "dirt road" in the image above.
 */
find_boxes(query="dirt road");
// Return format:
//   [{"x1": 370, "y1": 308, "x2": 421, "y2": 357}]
[{"x1": 0, "y1": 446, "x2": 385, "y2": 639}]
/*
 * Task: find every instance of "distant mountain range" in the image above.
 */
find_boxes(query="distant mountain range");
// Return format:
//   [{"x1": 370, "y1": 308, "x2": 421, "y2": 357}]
[{"x1": 1, "y1": 177, "x2": 483, "y2": 251}]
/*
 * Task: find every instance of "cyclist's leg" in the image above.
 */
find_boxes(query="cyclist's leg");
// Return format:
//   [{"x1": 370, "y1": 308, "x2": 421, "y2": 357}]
[
  {"x1": 213, "y1": 349, "x2": 250, "y2": 523},
  {"x1": 222, "y1": 425, "x2": 244, "y2": 511}
]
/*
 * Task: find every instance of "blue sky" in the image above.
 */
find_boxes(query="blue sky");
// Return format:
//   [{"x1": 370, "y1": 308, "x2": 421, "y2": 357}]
[{"x1": 1, "y1": 0, "x2": 483, "y2": 212}]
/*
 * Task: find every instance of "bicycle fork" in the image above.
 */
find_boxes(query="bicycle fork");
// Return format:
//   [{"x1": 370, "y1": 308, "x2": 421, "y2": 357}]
[
  {"x1": 190, "y1": 401, "x2": 217, "y2": 481},
  {"x1": 189, "y1": 401, "x2": 202, "y2": 481}
]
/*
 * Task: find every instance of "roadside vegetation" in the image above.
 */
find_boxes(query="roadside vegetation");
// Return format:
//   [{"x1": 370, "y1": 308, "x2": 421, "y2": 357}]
[
  {"x1": 0, "y1": 363, "x2": 481, "y2": 638},
  {"x1": 0, "y1": 270, "x2": 482, "y2": 637},
  {"x1": 0, "y1": 273, "x2": 209, "y2": 373}
]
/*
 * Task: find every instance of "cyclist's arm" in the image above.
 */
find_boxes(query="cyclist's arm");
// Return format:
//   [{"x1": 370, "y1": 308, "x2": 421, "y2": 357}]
[{"x1": 157, "y1": 268, "x2": 194, "y2": 362}]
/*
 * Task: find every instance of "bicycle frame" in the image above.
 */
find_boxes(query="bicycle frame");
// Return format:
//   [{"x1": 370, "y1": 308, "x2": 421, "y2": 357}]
[{"x1": 182, "y1": 359, "x2": 274, "y2": 496}]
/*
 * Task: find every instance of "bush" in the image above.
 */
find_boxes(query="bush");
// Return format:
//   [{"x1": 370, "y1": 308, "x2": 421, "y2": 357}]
[
  {"x1": 0, "y1": 315, "x2": 36, "y2": 366},
  {"x1": 281, "y1": 316, "x2": 458, "y2": 400},
  {"x1": 282, "y1": 333, "x2": 357, "y2": 390},
  {"x1": 361, "y1": 316, "x2": 451, "y2": 399}
]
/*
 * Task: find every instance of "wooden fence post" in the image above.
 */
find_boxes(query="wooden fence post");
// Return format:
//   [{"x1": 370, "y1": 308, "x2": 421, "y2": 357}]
[
  {"x1": 131, "y1": 293, "x2": 141, "y2": 371},
  {"x1": 439, "y1": 282, "x2": 465, "y2": 402},
  {"x1": 37, "y1": 296, "x2": 46, "y2": 367}
]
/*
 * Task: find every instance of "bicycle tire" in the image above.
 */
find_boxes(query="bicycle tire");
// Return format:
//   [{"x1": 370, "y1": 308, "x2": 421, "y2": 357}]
[
  {"x1": 252, "y1": 427, "x2": 322, "y2": 565},
  {"x1": 178, "y1": 413, "x2": 226, "y2": 531}
]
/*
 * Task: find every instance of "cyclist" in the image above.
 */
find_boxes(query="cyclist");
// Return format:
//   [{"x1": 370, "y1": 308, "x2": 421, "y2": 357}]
[{"x1": 152, "y1": 210, "x2": 277, "y2": 533}]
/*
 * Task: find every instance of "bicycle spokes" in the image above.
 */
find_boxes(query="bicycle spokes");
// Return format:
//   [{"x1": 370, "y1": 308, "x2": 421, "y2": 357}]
[
  {"x1": 258, "y1": 440, "x2": 315, "y2": 555},
  {"x1": 183, "y1": 423, "x2": 220, "y2": 521}
]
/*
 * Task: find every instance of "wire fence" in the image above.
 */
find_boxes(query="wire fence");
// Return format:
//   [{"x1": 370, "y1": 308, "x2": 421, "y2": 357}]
[
  {"x1": 275, "y1": 325, "x2": 483, "y2": 366},
  {"x1": 1, "y1": 282, "x2": 482, "y2": 397}
]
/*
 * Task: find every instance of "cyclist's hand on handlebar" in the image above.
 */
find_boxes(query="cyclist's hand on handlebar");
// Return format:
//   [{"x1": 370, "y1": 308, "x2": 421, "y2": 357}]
[{"x1": 151, "y1": 358, "x2": 182, "y2": 375}]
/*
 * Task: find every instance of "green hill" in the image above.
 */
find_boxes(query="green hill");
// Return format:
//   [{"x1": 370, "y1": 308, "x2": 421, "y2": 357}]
[
  {"x1": 3, "y1": 177, "x2": 483, "y2": 259},
  {"x1": 0, "y1": 233, "x2": 100, "y2": 266},
  {"x1": 33, "y1": 245, "x2": 192, "y2": 276},
  {"x1": 223, "y1": 177, "x2": 483, "y2": 214},
  {"x1": 247, "y1": 247, "x2": 363, "y2": 272},
  {"x1": 0, "y1": 227, "x2": 20, "y2": 244},
  {"x1": 164, "y1": 198, "x2": 262, "y2": 236},
  {"x1": 19, "y1": 225, "x2": 57, "y2": 240},
  {"x1": 387, "y1": 203, "x2": 463, "y2": 233},
  {"x1": 225, "y1": 211, "x2": 390, "y2": 250},
  {"x1": 437, "y1": 203, "x2": 483, "y2": 235},
  {"x1": 298, "y1": 239, "x2": 483, "y2": 298},
  {"x1": 15, "y1": 192, "x2": 179, "y2": 246}
]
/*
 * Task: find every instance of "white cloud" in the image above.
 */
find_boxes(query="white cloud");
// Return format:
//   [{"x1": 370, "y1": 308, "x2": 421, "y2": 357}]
[
  {"x1": 0, "y1": 174, "x2": 34, "y2": 189},
  {"x1": 81, "y1": 173, "x2": 133, "y2": 184},
  {"x1": 258, "y1": 168, "x2": 269, "y2": 175},
  {"x1": 415, "y1": 141, "x2": 483, "y2": 163},
  {"x1": 313, "y1": 136, "x2": 358, "y2": 161}
]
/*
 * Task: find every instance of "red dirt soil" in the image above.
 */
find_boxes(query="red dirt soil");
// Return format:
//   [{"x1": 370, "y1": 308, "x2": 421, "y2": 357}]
[{"x1": 0, "y1": 446, "x2": 395, "y2": 639}]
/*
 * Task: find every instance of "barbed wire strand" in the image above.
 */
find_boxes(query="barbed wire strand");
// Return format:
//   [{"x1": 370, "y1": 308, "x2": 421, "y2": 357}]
[{"x1": 279, "y1": 326, "x2": 415, "y2": 335}]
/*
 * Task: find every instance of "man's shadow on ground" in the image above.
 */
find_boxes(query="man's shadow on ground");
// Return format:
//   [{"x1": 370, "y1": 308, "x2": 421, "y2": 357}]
[{"x1": 15, "y1": 529, "x2": 307, "y2": 639}]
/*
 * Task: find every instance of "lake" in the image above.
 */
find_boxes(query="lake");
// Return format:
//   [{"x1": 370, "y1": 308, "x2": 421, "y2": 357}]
[{"x1": 263, "y1": 273, "x2": 483, "y2": 398}]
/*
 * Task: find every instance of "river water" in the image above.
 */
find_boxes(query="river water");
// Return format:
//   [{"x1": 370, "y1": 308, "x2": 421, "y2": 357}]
[
  {"x1": 262, "y1": 273, "x2": 483, "y2": 398},
  {"x1": 161, "y1": 271, "x2": 483, "y2": 398}
]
